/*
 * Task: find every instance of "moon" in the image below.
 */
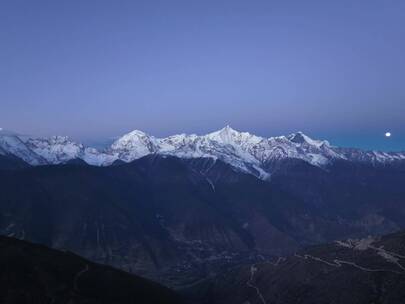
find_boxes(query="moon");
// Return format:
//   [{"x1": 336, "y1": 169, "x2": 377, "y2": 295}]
[{"x1": 385, "y1": 132, "x2": 391, "y2": 137}]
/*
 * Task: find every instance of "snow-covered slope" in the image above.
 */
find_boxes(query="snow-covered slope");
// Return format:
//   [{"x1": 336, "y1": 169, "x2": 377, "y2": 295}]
[
  {"x1": 108, "y1": 130, "x2": 158, "y2": 162},
  {"x1": 2, "y1": 127, "x2": 404, "y2": 179},
  {"x1": 25, "y1": 136, "x2": 85, "y2": 164},
  {"x1": 104, "y1": 126, "x2": 405, "y2": 179},
  {"x1": 0, "y1": 129, "x2": 46, "y2": 165},
  {"x1": 337, "y1": 147, "x2": 405, "y2": 164},
  {"x1": 24, "y1": 136, "x2": 116, "y2": 166}
]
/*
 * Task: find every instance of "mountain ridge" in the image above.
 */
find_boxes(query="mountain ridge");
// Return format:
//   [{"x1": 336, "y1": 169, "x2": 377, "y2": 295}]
[
  {"x1": 0, "y1": 235, "x2": 184, "y2": 304},
  {"x1": 1, "y1": 127, "x2": 404, "y2": 179}
]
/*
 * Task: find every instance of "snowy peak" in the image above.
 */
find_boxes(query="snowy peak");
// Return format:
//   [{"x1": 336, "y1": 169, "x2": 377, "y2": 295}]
[
  {"x1": 288, "y1": 131, "x2": 330, "y2": 148},
  {"x1": 207, "y1": 126, "x2": 263, "y2": 146},
  {"x1": 1, "y1": 127, "x2": 404, "y2": 180},
  {"x1": 25, "y1": 136, "x2": 86, "y2": 164},
  {"x1": 109, "y1": 130, "x2": 157, "y2": 162},
  {"x1": 207, "y1": 125, "x2": 239, "y2": 143},
  {"x1": 0, "y1": 131, "x2": 46, "y2": 165},
  {"x1": 288, "y1": 131, "x2": 311, "y2": 144},
  {"x1": 25, "y1": 136, "x2": 118, "y2": 166},
  {"x1": 111, "y1": 130, "x2": 153, "y2": 147},
  {"x1": 117, "y1": 129, "x2": 150, "y2": 140}
]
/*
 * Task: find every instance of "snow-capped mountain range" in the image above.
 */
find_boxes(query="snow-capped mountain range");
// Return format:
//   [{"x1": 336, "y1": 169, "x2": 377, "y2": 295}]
[{"x1": 1, "y1": 126, "x2": 404, "y2": 179}]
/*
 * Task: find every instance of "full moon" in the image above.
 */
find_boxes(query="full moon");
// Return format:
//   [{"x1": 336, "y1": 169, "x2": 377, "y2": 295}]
[{"x1": 385, "y1": 132, "x2": 391, "y2": 137}]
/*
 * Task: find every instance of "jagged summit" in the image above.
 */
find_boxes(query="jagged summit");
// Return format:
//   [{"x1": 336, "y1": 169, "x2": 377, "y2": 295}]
[
  {"x1": 207, "y1": 126, "x2": 263, "y2": 146},
  {"x1": 288, "y1": 131, "x2": 330, "y2": 148},
  {"x1": 207, "y1": 125, "x2": 238, "y2": 141},
  {"x1": 288, "y1": 131, "x2": 310, "y2": 144},
  {"x1": 1, "y1": 127, "x2": 404, "y2": 178},
  {"x1": 118, "y1": 129, "x2": 150, "y2": 139},
  {"x1": 109, "y1": 129, "x2": 158, "y2": 162}
]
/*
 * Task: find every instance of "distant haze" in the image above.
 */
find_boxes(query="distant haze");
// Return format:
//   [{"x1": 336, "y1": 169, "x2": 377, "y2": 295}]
[{"x1": 1, "y1": 0, "x2": 404, "y2": 151}]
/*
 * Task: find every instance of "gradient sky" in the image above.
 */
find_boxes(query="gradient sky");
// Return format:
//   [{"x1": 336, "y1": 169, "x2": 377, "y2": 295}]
[{"x1": 1, "y1": 0, "x2": 404, "y2": 151}]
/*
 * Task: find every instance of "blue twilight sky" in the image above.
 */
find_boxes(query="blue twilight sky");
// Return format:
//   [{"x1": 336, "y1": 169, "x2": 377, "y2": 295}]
[{"x1": 1, "y1": 0, "x2": 404, "y2": 151}]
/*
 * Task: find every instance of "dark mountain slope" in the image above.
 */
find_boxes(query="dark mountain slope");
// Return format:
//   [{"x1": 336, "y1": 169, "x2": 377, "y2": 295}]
[
  {"x1": 0, "y1": 156, "x2": 309, "y2": 286},
  {"x1": 270, "y1": 159, "x2": 405, "y2": 239},
  {"x1": 0, "y1": 235, "x2": 183, "y2": 304},
  {"x1": 185, "y1": 230, "x2": 405, "y2": 304},
  {"x1": 1, "y1": 155, "x2": 405, "y2": 288},
  {"x1": 0, "y1": 154, "x2": 29, "y2": 170}
]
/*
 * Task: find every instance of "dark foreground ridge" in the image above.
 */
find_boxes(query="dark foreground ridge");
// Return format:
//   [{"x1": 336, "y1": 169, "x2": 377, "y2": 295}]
[{"x1": 0, "y1": 236, "x2": 184, "y2": 304}]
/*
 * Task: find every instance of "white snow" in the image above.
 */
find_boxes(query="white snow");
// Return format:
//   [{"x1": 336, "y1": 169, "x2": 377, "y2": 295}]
[
  {"x1": 0, "y1": 133, "x2": 46, "y2": 165},
  {"x1": 1, "y1": 126, "x2": 404, "y2": 180}
]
